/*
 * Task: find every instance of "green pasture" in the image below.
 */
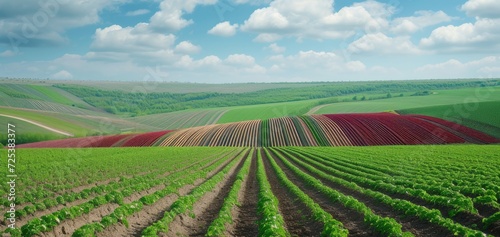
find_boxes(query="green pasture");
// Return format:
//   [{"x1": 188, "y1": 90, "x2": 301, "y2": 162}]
[{"x1": 315, "y1": 87, "x2": 500, "y2": 114}]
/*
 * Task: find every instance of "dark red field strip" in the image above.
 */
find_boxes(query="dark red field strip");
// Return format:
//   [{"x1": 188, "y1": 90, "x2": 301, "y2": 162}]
[
  {"x1": 17, "y1": 134, "x2": 132, "y2": 148},
  {"x1": 409, "y1": 115, "x2": 499, "y2": 143},
  {"x1": 16, "y1": 113, "x2": 497, "y2": 148},
  {"x1": 323, "y1": 113, "x2": 494, "y2": 146},
  {"x1": 120, "y1": 130, "x2": 173, "y2": 147}
]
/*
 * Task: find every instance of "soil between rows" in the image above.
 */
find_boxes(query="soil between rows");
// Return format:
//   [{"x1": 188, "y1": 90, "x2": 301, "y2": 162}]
[
  {"x1": 277, "y1": 148, "x2": 454, "y2": 237},
  {"x1": 97, "y1": 149, "x2": 244, "y2": 237},
  {"x1": 299, "y1": 148, "x2": 499, "y2": 235},
  {"x1": 27, "y1": 150, "x2": 236, "y2": 237},
  {"x1": 265, "y1": 148, "x2": 377, "y2": 237},
  {"x1": 38, "y1": 183, "x2": 168, "y2": 237},
  {"x1": 260, "y1": 148, "x2": 324, "y2": 236},
  {"x1": 165, "y1": 149, "x2": 249, "y2": 236},
  {"x1": 229, "y1": 149, "x2": 259, "y2": 237},
  {"x1": 3, "y1": 151, "x2": 228, "y2": 230}
]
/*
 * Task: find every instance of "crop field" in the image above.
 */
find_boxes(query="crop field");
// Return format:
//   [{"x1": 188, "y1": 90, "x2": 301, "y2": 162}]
[
  {"x1": 1, "y1": 145, "x2": 499, "y2": 237},
  {"x1": 127, "y1": 109, "x2": 227, "y2": 130},
  {"x1": 398, "y1": 101, "x2": 500, "y2": 138},
  {"x1": 315, "y1": 87, "x2": 500, "y2": 115},
  {"x1": 1, "y1": 80, "x2": 500, "y2": 237},
  {"x1": 216, "y1": 100, "x2": 318, "y2": 124},
  {"x1": 18, "y1": 113, "x2": 498, "y2": 148},
  {"x1": 0, "y1": 116, "x2": 65, "y2": 145}
]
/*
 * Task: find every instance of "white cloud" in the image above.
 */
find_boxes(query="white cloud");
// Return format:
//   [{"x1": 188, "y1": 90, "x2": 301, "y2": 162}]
[
  {"x1": 51, "y1": 70, "x2": 73, "y2": 79},
  {"x1": 420, "y1": 18, "x2": 500, "y2": 52},
  {"x1": 91, "y1": 24, "x2": 176, "y2": 52},
  {"x1": 225, "y1": 54, "x2": 255, "y2": 66},
  {"x1": 149, "y1": 0, "x2": 217, "y2": 32},
  {"x1": 0, "y1": 50, "x2": 16, "y2": 57},
  {"x1": 348, "y1": 33, "x2": 421, "y2": 55},
  {"x1": 254, "y1": 33, "x2": 282, "y2": 42},
  {"x1": 174, "y1": 53, "x2": 265, "y2": 75},
  {"x1": 230, "y1": 0, "x2": 272, "y2": 4},
  {"x1": 269, "y1": 50, "x2": 366, "y2": 73},
  {"x1": 267, "y1": 43, "x2": 285, "y2": 54},
  {"x1": 174, "y1": 41, "x2": 201, "y2": 54},
  {"x1": 0, "y1": 0, "x2": 128, "y2": 48},
  {"x1": 208, "y1": 21, "x2": 238, "y2": 37},
  {"x1": 391, "y1": 11, "x2": 453, "y2": 34},
  {"x1": 241, "y1": 0, "x2": 395, "y2": 42},
  {"x1": 416, "y1": 56, "x2": 500, "y2": 78},
  {"x1": 461, "y1": 0, "x2": 500, "y2": 18},
  {"x1": 125, "y1": 9, "x2": 150, "y2": 17}
]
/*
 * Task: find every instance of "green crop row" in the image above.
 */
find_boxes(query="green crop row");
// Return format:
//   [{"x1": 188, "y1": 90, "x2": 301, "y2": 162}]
[
  {"x1": 141, "y1": 149, "x2": 248, "y2": 236},
  {"x1": 7, "y1": 149, "x2": 237, "y2": 237},
  {"x1": 287, "y1": 147, "x2": 477, "y2": 216},
  {"x1": 263, "y1": 148, "x2": 348, "y2": 236},
  {"x1": 278, "y1": 148, "x2": 491, "y2": 236},
  {"x1": 299, "y1": 116, "x2": 329, "y2": 146},
  {"x1": 270, "y1": 148, "x2": 412, "y2": 237},
  {"x1": 205, "y1": 150, "x2": 253, "y2": 237},
  {"x1": 73, "y1": 149, "x2": 241, "y2": 237},
  {"x1": 308, "y1": 147, "x2": 500, "y2": 209},
  {"x1": 255, "y1": 149, "x2": 288, "y2": 236}
]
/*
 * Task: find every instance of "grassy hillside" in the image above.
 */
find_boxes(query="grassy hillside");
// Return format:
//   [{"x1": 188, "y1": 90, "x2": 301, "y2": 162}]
[
  {"x1": 315, "y1": 87, "x2": 500, "y2": 114},
  {"x1": 127, "y1": 108, "x2": 227, "y2": 130},
  {"x1": 217, "y1": 99, "x2": 318, "y2": 123},
  {"x1": 0, "y1": 116, "x2": 66, "y2": 145},
  {"x1": 53, "y1": 79, "x2": 499, "y2": 116},
  {"x1": 0, "y1": 107, "x2": 156, "y2": 140},
  {"x1": 398, "y1": 101, "x2": 500, "y2": 138}
]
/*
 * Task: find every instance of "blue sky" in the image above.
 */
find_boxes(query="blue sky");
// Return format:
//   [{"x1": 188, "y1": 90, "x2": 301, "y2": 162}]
[{"x1": 0, "y1": 0, "x2": 499, "y2": 83}]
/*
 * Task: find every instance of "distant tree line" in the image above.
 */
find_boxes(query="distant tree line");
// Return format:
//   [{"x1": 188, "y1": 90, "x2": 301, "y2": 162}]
[{"x1": 54, "y1": 79, "x2": 499, "y2": 116}]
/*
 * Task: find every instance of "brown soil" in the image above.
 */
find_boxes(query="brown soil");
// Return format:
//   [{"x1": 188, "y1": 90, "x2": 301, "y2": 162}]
[
  {"x1": 165, "y1": 150, "x2": 249, "y2": 236},
  {"x1": 261, "y1": 149, "x2": 325, "y2": 236},
  {"x1": 22, "y1": 152, "x2": 224, "y2": 236},
  {"x1": 295, "y1": 149, "x2": 498, "y2": 236},
  {"x1": 277, "y1": 149, "x2": 454, "y2": 237},
  {"x1": 266, "y1": 149, "x2": 377, "y2": 237},
  {"x1": 40, "y1": 203, "x2": 120, "y2": 237},
  {"x1": 93, "y1": 149, "x2": 244, "y2": 237},
  {"x1": 96, "y1": 186, "x2": 191, "y2": 237},
  {"x1": 37, "y1": 182, "x2": 167, "y2": 237},
  {"x1": 228, "y1": 149, "x2": 259, "y2": 237}
]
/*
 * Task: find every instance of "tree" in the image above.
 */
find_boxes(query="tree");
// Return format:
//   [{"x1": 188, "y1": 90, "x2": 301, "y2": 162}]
[
  {"x1": 352, "y1": 95, "x2": 358, "y2": 101},
  {"x1": 386, "y1": 93, "x2": 392, "y2": 98},
  {"x1": 361, "y1": 96, "x2": 366, "y2": 101}
]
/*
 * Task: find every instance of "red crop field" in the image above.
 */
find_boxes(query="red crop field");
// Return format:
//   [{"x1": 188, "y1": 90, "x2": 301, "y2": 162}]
[{"x1": 18, "y1": 113, "x2": 498, "y2": 148}]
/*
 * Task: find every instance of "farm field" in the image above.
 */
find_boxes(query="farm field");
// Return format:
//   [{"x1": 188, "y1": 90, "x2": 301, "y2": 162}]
[
  {"x1": 1, "y1": 81, "x2": 499, "y2": 144},
  {"x1": 216, "y1": 99, "x2": 318, "y2": 124},
  {"x1": 127, "y1": 108, "x2": 227, "y2": 130},
  {"x1": 18, "y1": 113, "x2": 499, "y2": 148},
  {"x1": 0, "y1": 116, "x2": 65, "y2": 145},
  {"x1": 1, "y1": 145, "x2": 499, "y2": 236},
  {"x1": 315, "y1": 87, "x2": 500, "y2": 114},
  {"x1": 399, "y1": 101, "x2": 500, "y2": 138}
]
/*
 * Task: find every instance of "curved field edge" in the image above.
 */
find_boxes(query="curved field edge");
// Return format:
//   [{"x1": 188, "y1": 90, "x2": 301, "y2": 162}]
[
  {"x1": 18, "y1": 113, "x2": 499, "y2": 148},
  {"x1": 315, "y1": 87, "x2": 500, "y2": 115},
  {"x1": 398, "y1": 101, "x2": 500, "y2": 138}
]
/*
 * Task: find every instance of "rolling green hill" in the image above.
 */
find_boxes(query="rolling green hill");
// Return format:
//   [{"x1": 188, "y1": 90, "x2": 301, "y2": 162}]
[
  {"x1": 1, "y1": 79, "x2": 499, "y2": 144},
  {"x1": 398, "y1": 101, "x2": 500, "y2": 138},
  {"x1": 127, "y1": 108, "x2": 227, "y2": 130},
  {"x1": 315, "y1": 87, "x2": 500, "y2": 114}
]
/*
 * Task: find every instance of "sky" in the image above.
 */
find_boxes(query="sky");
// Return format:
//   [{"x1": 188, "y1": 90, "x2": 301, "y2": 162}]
[{"x1": 0, "y1": 0, "x2": 500, "y2": 83}]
